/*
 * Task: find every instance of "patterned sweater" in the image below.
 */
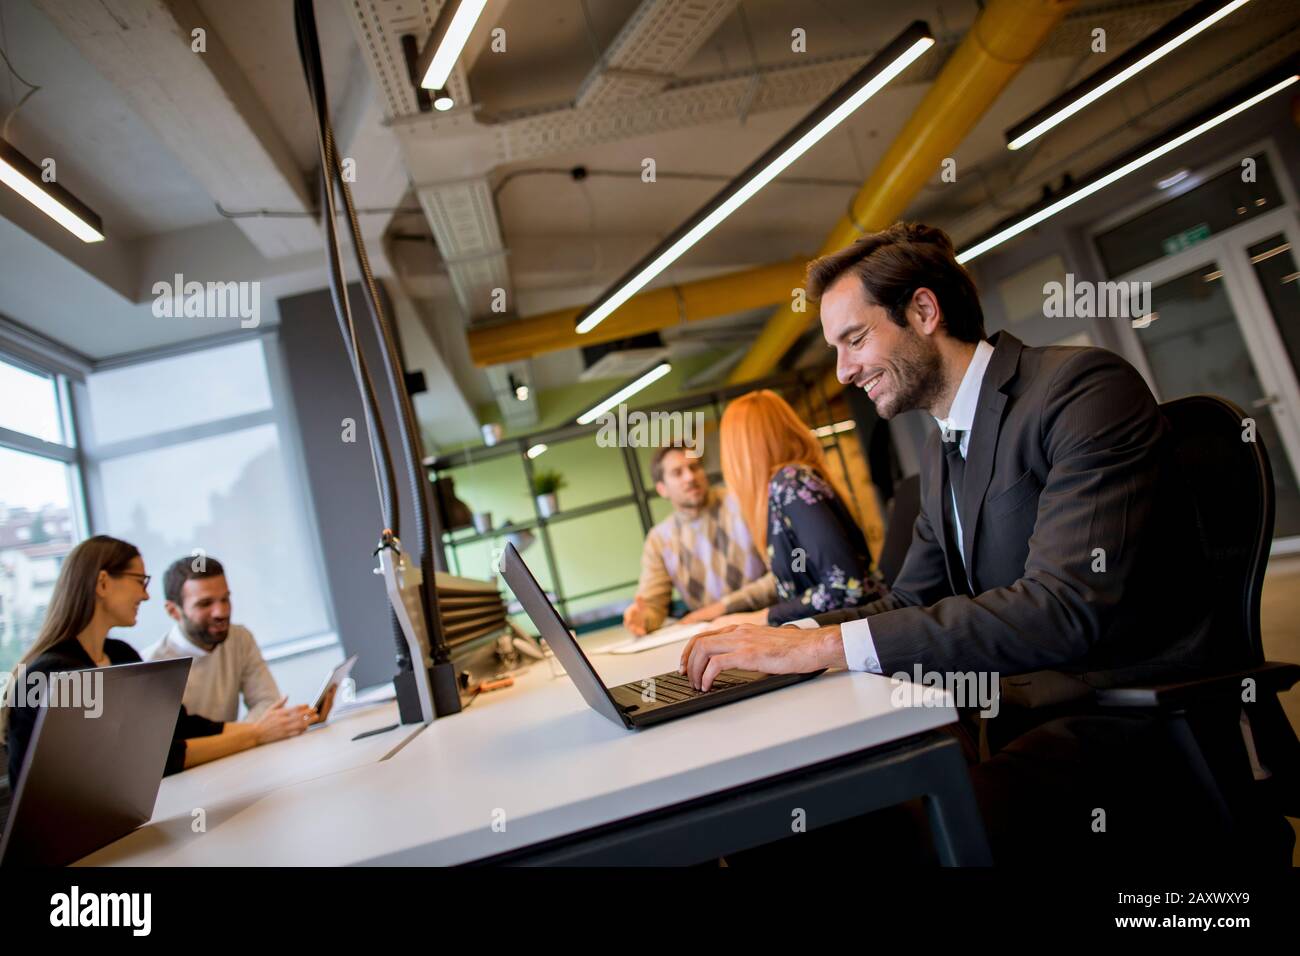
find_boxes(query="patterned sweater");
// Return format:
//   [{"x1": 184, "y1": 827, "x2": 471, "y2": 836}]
[{"x1": 635, "y1": 487, "x2": 777, "y2": 631}]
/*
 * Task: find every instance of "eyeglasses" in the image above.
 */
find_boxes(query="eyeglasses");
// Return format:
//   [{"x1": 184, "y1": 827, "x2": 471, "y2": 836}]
[{"x1": 115, "y1": 572, "x2": 152, "y2": 589}]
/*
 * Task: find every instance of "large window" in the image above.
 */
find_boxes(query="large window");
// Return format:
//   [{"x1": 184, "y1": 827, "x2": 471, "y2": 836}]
[
  {"x1": 0, "y1": 354, "x2": 84, "y2": 672},
  {"x1": 82, "y1": 338, "x2": 330, "y2": 651}
]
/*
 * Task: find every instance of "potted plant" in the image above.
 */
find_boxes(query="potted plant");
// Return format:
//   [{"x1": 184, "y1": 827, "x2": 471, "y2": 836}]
[{"x1": 531, "y1": 469, "x2": 566, "y2": 518}]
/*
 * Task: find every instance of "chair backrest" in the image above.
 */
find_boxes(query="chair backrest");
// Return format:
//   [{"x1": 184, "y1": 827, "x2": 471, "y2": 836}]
[
  {"x1": 878, "y1": 473, "x2": 921, "y2": 588},
  {"x1": 1158, "y1": 395, "x2": 1275, "y2": 668}
]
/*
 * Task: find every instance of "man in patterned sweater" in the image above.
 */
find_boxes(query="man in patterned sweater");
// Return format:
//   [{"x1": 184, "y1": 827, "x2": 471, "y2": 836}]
[{"x1": 623, "y1": 445, "x2": 777, "y2": 635}]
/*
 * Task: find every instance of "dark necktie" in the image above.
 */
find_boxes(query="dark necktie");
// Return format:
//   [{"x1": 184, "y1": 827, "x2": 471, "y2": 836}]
[
  {"x1": 943, "y1": 429, "x2": 966, "y2": 500},
  {"x1": 941, "y1": 430, "x2": 972, "y2": 595}
]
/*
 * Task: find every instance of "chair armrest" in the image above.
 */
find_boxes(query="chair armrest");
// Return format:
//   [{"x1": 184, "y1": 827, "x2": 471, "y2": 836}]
[
  {"x1": 1094, "y1": 661, "x2": 1300, "y2": 709},
  {"x1": 999, "y1": 669, "x2": 1096, "y2": 710}
]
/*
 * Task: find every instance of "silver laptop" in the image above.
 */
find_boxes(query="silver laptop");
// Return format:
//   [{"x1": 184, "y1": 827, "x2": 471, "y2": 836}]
[
  {"x1": 1, "y1": 657, "x2": 191, "y2": 866},
  {"x1": 499, "y1": 542, "x2": 821, "y2": 729}
]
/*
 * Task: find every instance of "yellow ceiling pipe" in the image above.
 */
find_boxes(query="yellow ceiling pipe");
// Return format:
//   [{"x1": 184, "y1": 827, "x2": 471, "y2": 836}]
[
  {"x1": 467, "y1": 257, "x2": 807, "y2": 367},
  {"x1": 728, "y1": 0, "x2": 1076, "y2": 386}
]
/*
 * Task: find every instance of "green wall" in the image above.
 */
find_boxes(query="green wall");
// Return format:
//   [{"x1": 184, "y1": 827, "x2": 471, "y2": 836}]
[
  {"x1": 443, "y1": 429, "x2": 645, "y2": 627},
  {"x1": 439, "y1": 367, "x2": 726, "y2": 629}
]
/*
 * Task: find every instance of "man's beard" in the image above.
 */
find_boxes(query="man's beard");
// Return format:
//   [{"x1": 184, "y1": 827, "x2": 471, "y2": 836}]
[
  {"x1": 182, "y1": 616, "x2": 228, "y2": 649},
  {"x1": 872, "y1": 327, "x2": 944, "y2": 419},
  {"x1": 672, "y1": 481, "x2": 708, "y2": 512},
  {"x1": 677, "y1": 487, "x2": 706, "y2": 508}
]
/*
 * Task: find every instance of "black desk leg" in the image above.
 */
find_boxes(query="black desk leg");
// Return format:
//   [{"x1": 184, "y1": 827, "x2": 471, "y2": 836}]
[{"x1": 919, "y1": 734, "x2": 993, "y2": 866}]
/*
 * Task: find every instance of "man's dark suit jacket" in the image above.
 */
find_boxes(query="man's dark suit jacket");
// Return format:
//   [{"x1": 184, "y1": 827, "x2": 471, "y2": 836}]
[{"x1": 815, "y1": 330, "x2": 1209, "y2": 685}]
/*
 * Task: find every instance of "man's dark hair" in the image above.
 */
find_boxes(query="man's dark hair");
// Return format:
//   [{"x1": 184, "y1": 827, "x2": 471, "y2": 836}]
[
  {"x1": 805, "y1": 221, "x2": 985, "y2": 343},
  {"x1": 164, "y1": 555, "x2": 226, "y2": 605},
  {"x1": 650, "y1": 443, "x2": 694, "y2": 484}
]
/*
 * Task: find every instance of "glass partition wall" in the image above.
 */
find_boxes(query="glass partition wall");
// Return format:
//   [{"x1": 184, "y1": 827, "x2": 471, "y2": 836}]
[{"x1": 431, "y1": 367, "x2": 868, "y2": 630}]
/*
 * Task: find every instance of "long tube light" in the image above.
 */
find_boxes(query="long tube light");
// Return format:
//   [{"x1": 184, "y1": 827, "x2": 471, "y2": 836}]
[
  {"x1": 418, "y1": 0, "x2": 488, "y2": 92},
  {"x1": 1005, "y1": 0, "x2": 1253, "y2": 150},
  {"x1": 576, "y1": 362, "x2": 673, "y2": 425},
  {"x1": 960, "y1": 62, "x2": 1298, "y2": 264},
  {"x1": 573, "y1": 21, "x2": 935, "y2": 336},
  {"x1": 813, "y1": 419, "x2": 856, "y2": 438},
  {"x1": 0, "y1": 139, "x2": 104, "y2": 243}
]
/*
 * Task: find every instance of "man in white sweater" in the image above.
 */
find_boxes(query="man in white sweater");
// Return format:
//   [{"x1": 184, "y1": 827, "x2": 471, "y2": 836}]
[{"x1": 145, "y1": 555, "x2": 308, "y2": 724}]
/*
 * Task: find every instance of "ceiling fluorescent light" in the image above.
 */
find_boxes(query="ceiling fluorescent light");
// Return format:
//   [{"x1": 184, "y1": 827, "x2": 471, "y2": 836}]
[
  {"x1": 1155, "y1": 168, "x2": 1190, "y2": 190},
  {"x1": 1005, "y1": 0, "x2": 1253, "y2": 151},
  {"x1": 0, "y1": 139, "x2": 104, "y2": 243},
  {"x1": 813, "y1": 420, "x2": 856, "y2": 438},
  {"x1": 576, "y1": 362, "x2": 673, "y2": 425},
  {"x1": 526, "y1": 443, "x2": 548, "y2": 459},
  {"x1": 960, "y1": 64, "x2": 1298, "y2": 265},
  {"x1": 573, "y1": 21, "x2": 935, "y2": 336},
  {"x1": 418, "y1": 0, "x2": 489, "y2": 91}
]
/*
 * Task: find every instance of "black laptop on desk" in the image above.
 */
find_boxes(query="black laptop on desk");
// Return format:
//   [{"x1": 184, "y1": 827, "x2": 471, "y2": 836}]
[
  {"x1": 499, "y1": 542, "x2": 822, "y2": 729},
  {"x1": 0, "y1": 657, "x2": 191, "y2": 867}
]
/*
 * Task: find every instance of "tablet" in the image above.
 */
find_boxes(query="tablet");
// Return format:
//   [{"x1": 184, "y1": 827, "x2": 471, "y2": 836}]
[{"x1": 313, "y1": 654, "x2": 358, "y2": 714}]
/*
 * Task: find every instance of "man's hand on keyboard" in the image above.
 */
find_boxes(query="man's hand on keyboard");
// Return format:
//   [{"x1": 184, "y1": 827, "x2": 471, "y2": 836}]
[{"x1": 678, "y1": 623, "x2": 846, "y2": 691}]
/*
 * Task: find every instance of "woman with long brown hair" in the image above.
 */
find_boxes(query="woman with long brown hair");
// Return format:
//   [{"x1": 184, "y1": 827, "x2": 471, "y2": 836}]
[
  {"x1": 2, "y1": 536, "x2": 313, "y2": 787},
  {"x1": 718, "y1": 390, "x2": 883, "y2": 625}
]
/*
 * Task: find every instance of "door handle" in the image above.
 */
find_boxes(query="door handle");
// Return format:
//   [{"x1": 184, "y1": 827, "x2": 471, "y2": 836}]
[{"x1": 1252, "y1": 395, "x2": 1280, "y2": 408}]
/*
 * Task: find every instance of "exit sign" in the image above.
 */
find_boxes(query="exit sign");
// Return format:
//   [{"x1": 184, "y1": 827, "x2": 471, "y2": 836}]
[{"x1": 1162, "y1": 223, "x2": 1211, "y2": 255}]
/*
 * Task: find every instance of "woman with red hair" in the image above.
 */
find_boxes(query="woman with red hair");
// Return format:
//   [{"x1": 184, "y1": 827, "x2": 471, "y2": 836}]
[{"x1": 719, "y1": 390, "x2": 884, "y2": 626}]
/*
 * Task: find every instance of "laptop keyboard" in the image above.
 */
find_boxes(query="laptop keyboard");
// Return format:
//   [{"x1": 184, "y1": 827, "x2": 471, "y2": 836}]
[{"x1": 638, "y1": 670, "x2": 751, "y2": 704}]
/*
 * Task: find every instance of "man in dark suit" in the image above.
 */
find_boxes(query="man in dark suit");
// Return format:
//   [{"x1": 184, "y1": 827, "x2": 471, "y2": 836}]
[{"x1": 681, "y1": 221, "x2": 1216, "y2": 861}]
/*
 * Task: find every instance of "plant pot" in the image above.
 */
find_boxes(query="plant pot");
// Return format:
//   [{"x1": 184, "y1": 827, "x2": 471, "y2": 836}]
[
  {"x1": 535, "y1": 493, "x2": 558, "y2": 518},
  {"x1": 505, "y1": 528, "x2": 535, "y2": 553}
]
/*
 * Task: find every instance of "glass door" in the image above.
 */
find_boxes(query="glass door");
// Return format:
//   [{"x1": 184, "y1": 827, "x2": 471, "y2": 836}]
[{"x1": 1114, "y1": 207, "x2": 1300, "y2": 548}]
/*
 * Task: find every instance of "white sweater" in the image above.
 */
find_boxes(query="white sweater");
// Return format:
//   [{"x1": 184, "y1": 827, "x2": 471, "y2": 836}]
[{"x1": 144, "y1": 623, "x2": 281, "y2": 723}]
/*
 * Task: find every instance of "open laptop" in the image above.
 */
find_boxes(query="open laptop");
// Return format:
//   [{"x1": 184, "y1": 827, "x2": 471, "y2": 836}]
[
  {"x1": 0, "y1": 657, "x2": 191, "y2": 867},
  {"x1": 499, "y1": 542, "x2": 822, "y2": 728}
]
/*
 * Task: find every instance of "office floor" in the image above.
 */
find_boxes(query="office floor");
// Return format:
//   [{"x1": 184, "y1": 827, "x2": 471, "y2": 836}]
[{"x1": 1260, "y1": 554, "x2": 1300, "y2": 865}]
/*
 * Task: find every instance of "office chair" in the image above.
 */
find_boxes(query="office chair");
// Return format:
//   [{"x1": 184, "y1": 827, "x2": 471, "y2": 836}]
[
  {"x1": 877, "y1": 473, "x2": 921, "y2": 588},
  {"x1": 1001, "y1": 395, "x2": 1300, "y2": 860}
]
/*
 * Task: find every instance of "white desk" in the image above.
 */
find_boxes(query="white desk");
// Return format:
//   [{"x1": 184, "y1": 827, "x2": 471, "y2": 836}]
[
  {"x1": 80, "y1": 626, "x2": 986, "y2": 865},
  {"x1": 77, "y1": 699, "x2": 417, "y2": 865}
]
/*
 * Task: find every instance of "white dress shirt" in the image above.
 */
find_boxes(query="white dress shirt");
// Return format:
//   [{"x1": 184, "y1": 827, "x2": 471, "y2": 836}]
[{"x1": 824, "y1": 340, "x2": 996, "y2": 673}]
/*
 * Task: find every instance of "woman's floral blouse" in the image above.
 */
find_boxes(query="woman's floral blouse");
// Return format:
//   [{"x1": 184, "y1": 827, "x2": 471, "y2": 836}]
[{"x1": 764, "y1": 464, "x2": 884, "y2": 624}]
